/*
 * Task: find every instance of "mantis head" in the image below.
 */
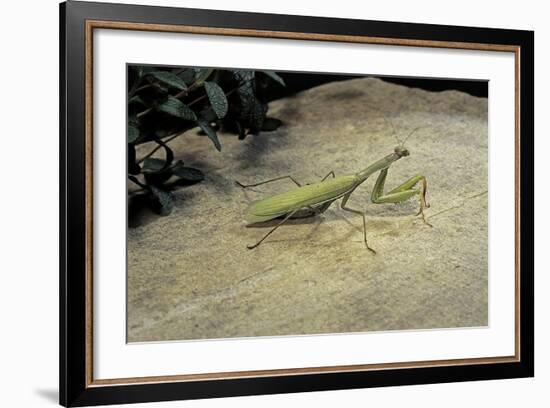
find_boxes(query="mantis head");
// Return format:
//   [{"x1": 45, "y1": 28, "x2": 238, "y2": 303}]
[
  {"x1": 394, "y1": 146, "x2": 410, "y2": 157},
  {"x1": 386, "y1": 118, "x2": 422, "y2": 158}
]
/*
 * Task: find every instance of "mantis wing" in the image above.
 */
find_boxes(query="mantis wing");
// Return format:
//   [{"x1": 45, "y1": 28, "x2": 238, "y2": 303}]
[{"x1": 246, "y1": 175, "x2": 357, "y2": 224}]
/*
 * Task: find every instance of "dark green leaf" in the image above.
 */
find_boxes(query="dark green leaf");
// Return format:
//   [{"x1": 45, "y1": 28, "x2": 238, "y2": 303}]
[
  {"x1": 237, "y1": 82, "x2": 255, "y2": 112},
  {"x1": 152, "y1": 82, "x2": 169, "y2": 94},
  {"x1": 198, "y1": 119, "x2": 221, "y2": 151},
  {"x1": 157, "y1": 96, "x2": 197, "y2": 121},
  {"x1": 260, "y1": 71, "x2": 285, "y2": 87},
  {"x1": 140, "y1": 66, "x2": 156, "y2": 76},
  {"x1": 141, "y1": 158, "x2": 166, "y2": 174},
  {"x1": 237, "y1": 80, "x2": 267, "y2": 134},
  {"x1": 147, "y1": 71, "x2": 188, "y2": 91},
  {"x1": 204, "y1": 82, "x2": 228, "y2": 119},
  {"x1": 131, "y1": 65, "x2": 156, "y2": 78},
  {"x1": 172, "y1": 164, "x2": 205, "y2": 182},
  {"x1": 261, "y1": 117, "x2": 283, "y2": 131},
  {"x1": 249, "y1": 101, "x2": 267, "y2": 133},
  {"x1": 178, "y1": 69, "x2": 196, "y2": 85},
  {"x1": 128, "y1": 115, "x2": 139, "y2": 127},
  {"x1": 192, "y1": 68, "x2": 214, "y2": 87},
  {"x1": 128, "y1": 124, "x2": 140, "y2": 143},
  {"x1": 149, "y1": 185, "x2": 174, "y2": 216},
  {"x1": 130, "y1": 65, "x2": 158, "y2": 79},
  {"x1": 233, "y1": 70, "x2": 255, "y2": 83}
]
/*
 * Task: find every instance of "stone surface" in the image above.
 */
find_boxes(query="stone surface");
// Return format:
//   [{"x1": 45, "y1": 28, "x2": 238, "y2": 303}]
[{"x1": 127, "y1": 77, "x2": 488, "y2": 342}]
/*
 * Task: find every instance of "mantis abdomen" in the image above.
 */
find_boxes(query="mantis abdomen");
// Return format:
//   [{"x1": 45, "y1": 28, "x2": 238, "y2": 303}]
[{"x1": 246, "y1": 175, "x2": 357, "y2": 224}]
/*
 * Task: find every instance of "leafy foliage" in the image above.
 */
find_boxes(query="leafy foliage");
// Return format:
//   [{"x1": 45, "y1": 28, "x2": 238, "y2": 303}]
[
  {"x1": 147, "y1": 71, "x2": 188, "y2": 91},
  {"x1": 127, "y1": 124, "x2": 140, "y2": 143},
  {"x1": 149, "y1": 185, "x2": 174, "y2": 216},
  {"x1": 204, "y1": 81, "x2": 228, "y2": 119},
  {"x1": 197, "y1": 119, "x2": 221, "y2": 152},
  {"x1": 172, "y1": 161, "x2": 205, "y2": 182},
  {"x1": 157, "y1": 96, "x2": 197, "y2": 121},
  {"x1": 127, "y1": 65, "x2": 285, "y2": 216}
]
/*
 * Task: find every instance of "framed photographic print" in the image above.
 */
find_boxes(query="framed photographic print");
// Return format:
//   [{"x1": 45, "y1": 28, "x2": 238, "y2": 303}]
[{"x1": 59, "y1": 1, "x2": 534, "y2": 406}]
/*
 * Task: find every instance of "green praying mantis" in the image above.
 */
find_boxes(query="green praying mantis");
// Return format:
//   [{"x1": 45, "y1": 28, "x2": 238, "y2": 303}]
[{"x1": 236, "y1": 127, "x2": 432, "y2": 253}]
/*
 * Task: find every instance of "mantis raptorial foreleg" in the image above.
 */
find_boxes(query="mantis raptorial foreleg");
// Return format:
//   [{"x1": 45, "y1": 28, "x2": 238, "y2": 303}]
[
  {"x1": 340, "y1": 191, "x2": 376, "y2": 253},
  {"x1": 371, "y1": 168, "x2": 432, "y2": 227}
]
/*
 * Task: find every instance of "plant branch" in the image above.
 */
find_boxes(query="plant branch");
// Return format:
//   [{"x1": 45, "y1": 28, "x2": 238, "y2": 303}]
[
  {"x1": 128, "y1": 175, "x2": 148, "y2": 189},
  {"x1": 135, "y1": 79, "x2": 247, "y2": 120},
  {"x1": 133, "y1": 79, "x2": 250, "y2": 164},
  {"x1": 136, "y1": 131, "x2": 184, "y2": 164}
]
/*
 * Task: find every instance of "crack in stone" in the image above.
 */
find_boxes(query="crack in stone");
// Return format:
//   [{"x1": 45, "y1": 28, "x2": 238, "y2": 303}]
[
  {"x1": 130, "y1": 266, "x2": 282, "y2": 337},
  {"x1": 373, "y1": 190, "x2": 488, "y2": 239},
  {"x1": 429, "y1": 190, "x2": 488, "y2": 219}
]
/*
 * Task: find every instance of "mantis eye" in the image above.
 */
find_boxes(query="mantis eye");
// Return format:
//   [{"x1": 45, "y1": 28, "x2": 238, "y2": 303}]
[{"x1": 394, "y1": 146, "x2": 409, "y2": 157}]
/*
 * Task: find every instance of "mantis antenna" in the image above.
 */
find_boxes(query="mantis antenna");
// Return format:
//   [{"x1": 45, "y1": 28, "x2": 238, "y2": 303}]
[
  {"x1": 374, "y1": 110, "x2": 425, "y2": 147},
  {"x1": 400, "y1": 127, "x2": 423, "y2": 147},
  {"x1": 381, "y1": 116, "x2": 401, "y2": 145}
]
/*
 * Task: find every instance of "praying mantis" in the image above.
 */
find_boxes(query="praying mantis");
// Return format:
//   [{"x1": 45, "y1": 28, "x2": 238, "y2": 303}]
[{"x1": 236, "y1": 127, "x2": 432, "y2": 252}]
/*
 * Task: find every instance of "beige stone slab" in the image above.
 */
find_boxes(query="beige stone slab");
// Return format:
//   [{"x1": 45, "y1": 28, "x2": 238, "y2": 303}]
[{"x1": 127, "y1": 77, "x2": 488, "y2": 342}]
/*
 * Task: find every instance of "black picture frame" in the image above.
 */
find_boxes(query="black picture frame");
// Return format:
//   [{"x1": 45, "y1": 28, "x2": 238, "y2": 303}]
[{"x1": 60, "y1": 1, "x2": 534, "y2": 406}]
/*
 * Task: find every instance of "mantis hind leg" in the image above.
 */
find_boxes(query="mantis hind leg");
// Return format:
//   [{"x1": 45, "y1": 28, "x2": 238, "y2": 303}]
[
  {"x1": 340, "y1": 193, "x2": 376, "y2": 254},
  {"x1": 247, "y1": 210, "x2": 299, "y2": 249},
  {"x1": 371, "y1": 168, "x2": 432, "y2": 227}
]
